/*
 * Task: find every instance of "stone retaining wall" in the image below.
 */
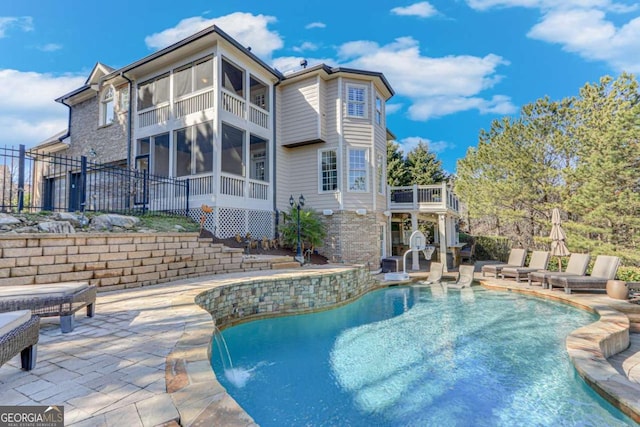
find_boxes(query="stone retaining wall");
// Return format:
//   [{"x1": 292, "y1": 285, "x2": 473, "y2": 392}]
[
  {"x1": 195, "y1": 266, "x2": 373, "y2": 328},
  {"x1": 0, "y1": 233, "x2": 291, "y2": 291}
]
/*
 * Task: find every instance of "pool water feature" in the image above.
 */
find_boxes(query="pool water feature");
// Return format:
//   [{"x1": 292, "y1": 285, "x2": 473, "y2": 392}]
[{"x1": 211, "y1": 286, "x2": 636, "y2": 426}]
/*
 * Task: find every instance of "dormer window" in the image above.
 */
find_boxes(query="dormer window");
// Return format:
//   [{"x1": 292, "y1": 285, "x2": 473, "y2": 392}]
[{"x1": 100, "y1": 86, "x2": 115, "y2": 126}]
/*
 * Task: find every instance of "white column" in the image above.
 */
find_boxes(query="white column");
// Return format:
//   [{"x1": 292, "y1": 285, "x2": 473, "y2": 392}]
[
  {"x1": 438, "y1": 214, "x2": 448, "y2": 272},
  {"x1": 411, "y1": 212, "x2": 419, "y2": 270}
]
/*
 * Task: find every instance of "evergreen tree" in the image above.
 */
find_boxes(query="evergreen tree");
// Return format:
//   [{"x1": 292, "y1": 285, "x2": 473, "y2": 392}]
[
  {"x1": 386, "y1": 141, "x2": 410, "y2": 186},
  {"x1": 405, "y1": 141, "x2": 446, "y2": 185}
]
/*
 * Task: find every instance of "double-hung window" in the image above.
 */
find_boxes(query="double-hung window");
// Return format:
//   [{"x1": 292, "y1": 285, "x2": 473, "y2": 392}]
[
  {"x1": 348, "y1": 148, "x2": 368, "y2": 192},
  {"x1": 319, "y1": 149, "x2": 338, "y2": 192},
  {"x1": 377, "y1": 154, "x2": 384, "y2": 194},
  {"x1": 346, "y1": 84, "x2": 367, "y2": 118},
  {"x1": 375, "y1": 96, "x2": 383, "y2": 125}
]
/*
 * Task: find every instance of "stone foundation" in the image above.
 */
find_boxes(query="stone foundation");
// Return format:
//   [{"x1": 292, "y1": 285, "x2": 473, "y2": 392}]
[{"x1": 318, "y1": 211, "x2": 386, "y2": 268}]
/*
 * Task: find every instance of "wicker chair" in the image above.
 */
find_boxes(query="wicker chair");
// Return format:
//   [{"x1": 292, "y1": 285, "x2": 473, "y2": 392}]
[
  {"x1": 500, "y1": 251, "x2": 550, "y2": 282},
  {"x1": 548, "y1": 255, "x2": 620, "y2": 294},
  {"x1": 481, "y1": 249, "x2": 527, "y2": 278},
  {"x1": 0, "y1": 282, "x2": 96, "y2": 333},
  {"x1": 0, "y1": 310, "x2": 39, "y2": 371}
]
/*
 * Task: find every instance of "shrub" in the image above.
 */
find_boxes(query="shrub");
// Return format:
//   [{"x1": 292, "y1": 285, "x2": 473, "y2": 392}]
[{"x1": 279, "y1": 207, "x2": 326, "y2": 252}]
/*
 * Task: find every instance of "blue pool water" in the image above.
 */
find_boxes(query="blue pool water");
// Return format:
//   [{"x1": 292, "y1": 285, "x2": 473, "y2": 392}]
[{"x1": 211, "y1": 286, "x2": 636, "y2": 426}]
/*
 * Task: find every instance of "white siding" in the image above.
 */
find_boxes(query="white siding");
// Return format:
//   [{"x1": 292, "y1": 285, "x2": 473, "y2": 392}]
[{"x1": 279, "y1": 78, "x2": 320, "y2": 145}]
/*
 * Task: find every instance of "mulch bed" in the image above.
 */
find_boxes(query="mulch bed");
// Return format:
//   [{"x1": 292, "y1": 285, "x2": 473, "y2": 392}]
[{"x1": 198, "y1": 229, "x2": 328, "y2": 265}]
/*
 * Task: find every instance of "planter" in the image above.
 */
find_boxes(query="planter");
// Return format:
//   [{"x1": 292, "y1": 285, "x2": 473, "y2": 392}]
[{"x1": 606, "y1": 280, "x2": 629, "y2": 300}]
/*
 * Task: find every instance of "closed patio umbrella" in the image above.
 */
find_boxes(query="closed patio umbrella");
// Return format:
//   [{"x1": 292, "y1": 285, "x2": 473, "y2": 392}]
[{"x1": 550, "y1": 208, "x2": 570, "y2": 272}]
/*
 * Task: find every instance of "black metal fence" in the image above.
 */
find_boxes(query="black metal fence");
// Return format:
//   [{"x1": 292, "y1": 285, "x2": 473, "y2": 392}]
[{"x1": 0, "y1": 145, "x2": 189, "y2": 215}]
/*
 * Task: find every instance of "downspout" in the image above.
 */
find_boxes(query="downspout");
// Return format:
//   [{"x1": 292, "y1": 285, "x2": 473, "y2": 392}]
[
  {"x1": 120, "y1": 72, "x2": 134, "y2": 169},
  {"x1": 56, "y1": 99, "x2": 72, "y2": 143}
]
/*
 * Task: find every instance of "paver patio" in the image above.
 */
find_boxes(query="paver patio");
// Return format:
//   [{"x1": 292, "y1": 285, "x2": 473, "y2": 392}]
[{"x1": 1, "y1": 267, "x2": 640, "y2": 426}]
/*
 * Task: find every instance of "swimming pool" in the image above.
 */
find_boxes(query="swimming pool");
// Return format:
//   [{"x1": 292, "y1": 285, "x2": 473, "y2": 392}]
[{"x1": 211, "y1": 285, "x2": 635, "y2": 426}]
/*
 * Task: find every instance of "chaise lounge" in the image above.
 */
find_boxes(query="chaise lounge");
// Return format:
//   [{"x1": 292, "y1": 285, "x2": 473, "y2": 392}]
[
  {"x1": 0, "y1": 310, "x2": 39, "y2": 370},
  {"x1": 481, "y1": 248, "x2": 527, "y2": 278},
  {"x1": 0, "y1": 282, "x2": 96, "y2": 333},
  {"x1": 547, "y1": 255, "x2": 621, "y2": 294},
  {"x1": 527, "y1": 253, "x2": 590, "y2": 288},
  {"x1": 500, "y1": 251, "x2": 550, "y2": 282}
]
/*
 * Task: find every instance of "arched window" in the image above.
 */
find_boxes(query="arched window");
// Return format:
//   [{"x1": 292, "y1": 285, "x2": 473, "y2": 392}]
[{"x1": 101, "y1": 86, "x2": 115, "y2": 125}]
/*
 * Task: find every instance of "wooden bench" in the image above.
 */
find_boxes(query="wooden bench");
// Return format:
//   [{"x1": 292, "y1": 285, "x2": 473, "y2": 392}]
[
  {"x1": 0, "y1": 310, "x2": 39, "y2": 370},
  {"x1": 0, "y1": 282, "x2": 96, "y2": 333}
]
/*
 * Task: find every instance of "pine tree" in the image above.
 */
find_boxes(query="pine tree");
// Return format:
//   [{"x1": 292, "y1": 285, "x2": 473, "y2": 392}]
[
  {"x1": 386, "y1": 141, "x2": 410, "y2": 186},
  {"x1": 405, "y1": 141, "x2": 446, "y2": 185}
]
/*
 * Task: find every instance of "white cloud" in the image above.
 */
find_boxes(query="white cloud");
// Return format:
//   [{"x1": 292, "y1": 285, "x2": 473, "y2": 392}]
[
  {"x1": 466, "y1": 0, "x2": 640, "y2": 72},
  {"x1": 292, "y1": 42, "x2": 319, "y2": 53},
  {"x1": 305, "y1": 22, "x2": 326, "y2": 29},
  {"x1": 385, "y1": 103, "x2": 403, "y2": 115},
  {"x1": 37, "y1": 43, "x2": 62, "y2": 52},
  {"x1": 399, "y1": 136, "x2": 455, "y2": 154},
  {"x1": 144, "y1": 13, "x2": 283, "y2": 59},
  {"x1": 0, "y1": 16, "x2": 33, "y2": 38},
  {"x1": 391, "y1": 2, "x2": 438, "y2": 18},
  {"x1": 337, "y1": 37, "x2": 515, "y2": 119},
  {"x1": 0, "y1": 69, "x2": 85, "y2": 146}
]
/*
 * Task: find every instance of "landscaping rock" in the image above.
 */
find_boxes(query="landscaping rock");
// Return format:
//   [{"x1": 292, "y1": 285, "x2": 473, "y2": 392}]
[
  {"x1": 38, "y1": 221, "x2": 76, "y2": 234},
  {"x1": 91, "y1": 214, "x2": 140, "y2": 230},
  {"x1": 0, "y1": 214, "x2": 20, "y2": 225},
  {"x1": 54, "y1": 212, "x2": 87, "y2": 227}
]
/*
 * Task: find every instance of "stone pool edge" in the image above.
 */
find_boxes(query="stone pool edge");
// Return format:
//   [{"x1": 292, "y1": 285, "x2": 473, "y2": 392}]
[
  {"x1": 165, "y1": 265, "x2": 382, "y2": 426},
  {"x1": 480, "y1": 280, "x2": 640, "y2": 423}
]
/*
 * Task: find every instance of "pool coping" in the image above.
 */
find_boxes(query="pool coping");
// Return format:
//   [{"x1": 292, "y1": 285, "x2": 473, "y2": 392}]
[
  {"x1": 164, "y1": 267, "x2": 640, "y2": 426},
  {"x1": 480, "y1": 279, "x2": 640, "y2": 423}
]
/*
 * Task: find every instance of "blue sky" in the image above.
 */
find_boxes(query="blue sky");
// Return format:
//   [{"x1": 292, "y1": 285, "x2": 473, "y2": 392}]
[{"x1": 1, "y1": 1, "x2": 639, "y2": 173}]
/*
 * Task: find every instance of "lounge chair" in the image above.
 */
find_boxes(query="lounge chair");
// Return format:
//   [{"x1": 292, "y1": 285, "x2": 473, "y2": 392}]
[
  {"x1": 500, "y1": 251, "x2": 550, "y2": 282},
  {"x1": 547, "y1": 255, "x2": 621, "y2": 294},
  {"x1": 447, "y1": 264, "x2": 476, "y2": 289},
  {"x1": 527, "y1": 253, "x2": 590, "y2": 288},
  {"x1": 0, "y1": 282, "x2": 96, "y2": 333},
  {"x1": 481, "y1": 248, "x2": 527, "y2": 278},
  {"x1": 422, "y1": 262, "x2": 444, "y2": 284},
  {"x1": 0, "y1": 310, "x2": 39, "y2": 371}
]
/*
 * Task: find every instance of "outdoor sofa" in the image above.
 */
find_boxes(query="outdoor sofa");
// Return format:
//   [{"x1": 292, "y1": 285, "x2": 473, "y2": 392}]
[
  {"x1": 0, "y1": 310, "x2": 39, "y2": 370},
  {"x1": 481, "y1": 248, "x2": 527, "y2": 278},
  {"x1": 0, "y1": 282, "x2": 96, "y2": 333},
  {"x1": 527, "y1": 253, "x2": 591, "y2": 288},
  {"x1": 547, "y1": 255, "x2": 620, "y2": 294},
  {"x1": 500, "y1": 250, "x2": 550, "y2": 282}
]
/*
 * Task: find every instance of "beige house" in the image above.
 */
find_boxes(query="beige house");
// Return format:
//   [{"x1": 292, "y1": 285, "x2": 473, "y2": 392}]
[{"x1": 40, "y1": 24, "x2": 459, "y2": 269}]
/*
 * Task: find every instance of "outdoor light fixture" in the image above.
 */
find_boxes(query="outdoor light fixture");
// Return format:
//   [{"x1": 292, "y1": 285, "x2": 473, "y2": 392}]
[
  {"x1": 355, "y1": 209, "x2": 367, "y2": 216},
  {"x1": 289, "y1": 194, "x2": 305, "y2": 264},
  {"x1": 322, "y1": 209, "x2": 333, "y2": 216}
]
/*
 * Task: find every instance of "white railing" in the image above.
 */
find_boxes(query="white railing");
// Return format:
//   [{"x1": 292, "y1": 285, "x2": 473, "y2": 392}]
[
  {"x1": 138, "y1": 105, "x2": 170, "y2": 127},
  {"x1": 249, "y1": 104, "x2": 269, "y2": 128},
  {"x1": 177, "y1": 174, "x2": 214, "y2": 196},
  {"x1": 220, "y1": 173, "x2": 244, "y2": 197},
  {"x1": 221, "y1": 89, "x2": 245, "y2": 119},
  {"x1": 249, "y1": 180, "x2": 269, "y2": 200},
  {"x1": 389, "y1": 183, "x2": 459, "y2": 213},
  {"x1": 175, "y1": 90, "x2": 213, "y2": 118}
]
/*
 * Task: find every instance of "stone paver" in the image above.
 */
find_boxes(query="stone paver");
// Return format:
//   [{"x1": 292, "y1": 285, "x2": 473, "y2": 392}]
[{"x1": 1, "y1": 265, "x2": 640, "y2": 426}]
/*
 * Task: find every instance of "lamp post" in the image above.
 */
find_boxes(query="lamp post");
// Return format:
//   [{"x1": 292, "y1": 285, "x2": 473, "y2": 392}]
[{"x1": 289, "y1": 194, "x2": 305, "y2": 264}]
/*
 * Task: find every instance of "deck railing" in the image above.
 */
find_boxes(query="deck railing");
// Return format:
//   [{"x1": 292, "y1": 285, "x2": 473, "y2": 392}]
[
  {"x1": 221, "y1": 89, "x2": 245, "y2": 119},
  {"x1": 389, "y1": 183, "x2": 459, "y2": 213}
]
